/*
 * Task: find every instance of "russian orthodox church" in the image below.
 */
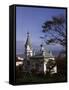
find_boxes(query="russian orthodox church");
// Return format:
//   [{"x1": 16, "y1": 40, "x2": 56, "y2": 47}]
[{"x1": 23, "y1": 32, "x2": 57, "y2": 74}]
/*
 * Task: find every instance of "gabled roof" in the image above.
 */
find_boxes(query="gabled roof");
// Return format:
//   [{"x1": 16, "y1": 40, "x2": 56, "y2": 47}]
[{"x1": 44, "y1": 50, "x2": 54, "y2": 58}]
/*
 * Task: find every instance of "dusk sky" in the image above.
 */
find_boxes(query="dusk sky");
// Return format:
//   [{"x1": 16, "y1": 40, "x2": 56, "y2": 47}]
[{"x1": 16, "y1": 6, "x2": 66, "y2": 55}]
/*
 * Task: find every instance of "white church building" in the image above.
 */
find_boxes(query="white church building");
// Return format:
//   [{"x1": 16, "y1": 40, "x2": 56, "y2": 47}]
[{"x1": 23, "y1": 32, "x2": 57, "y2": 74}]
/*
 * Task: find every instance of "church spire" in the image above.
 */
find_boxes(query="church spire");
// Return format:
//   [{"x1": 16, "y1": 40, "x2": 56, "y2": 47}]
[
  {"x1": 25, "y1": 32, "x2": 32, "y2": 58},
  {"x1": 25, "y1": 32, "x2": 32, "y2": 49}
]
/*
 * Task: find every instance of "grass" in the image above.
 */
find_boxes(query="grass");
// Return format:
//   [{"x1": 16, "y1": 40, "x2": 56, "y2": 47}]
[{"x1": 16, "y1": 71, "x2": 67, "y2": 84}]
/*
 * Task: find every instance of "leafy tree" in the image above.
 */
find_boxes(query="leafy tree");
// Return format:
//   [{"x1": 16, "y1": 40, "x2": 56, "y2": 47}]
[
  {"x1": 41, "y1": 15, "x2": 66, "y2": 48},
  {"x1": 46, "y1": 59, "x2": 56, "y2": 73}
]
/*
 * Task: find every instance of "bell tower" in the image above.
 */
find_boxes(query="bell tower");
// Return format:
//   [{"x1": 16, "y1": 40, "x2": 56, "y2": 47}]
[{"x1": 25, "y1": 32, "x2": 33, "y2": 59}]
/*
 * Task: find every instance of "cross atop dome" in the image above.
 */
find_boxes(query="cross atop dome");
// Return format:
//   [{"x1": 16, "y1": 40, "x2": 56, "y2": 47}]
[{"x1": 27, "y1": 32, "x2": 29, "y2": 37}]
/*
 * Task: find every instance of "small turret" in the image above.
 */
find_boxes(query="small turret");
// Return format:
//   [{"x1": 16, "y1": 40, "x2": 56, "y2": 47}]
[{"x1": 40, "y1": 44, "x2": 45, "y2": 56}]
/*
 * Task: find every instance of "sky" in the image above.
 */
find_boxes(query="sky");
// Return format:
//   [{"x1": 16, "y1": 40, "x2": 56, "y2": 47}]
[{"x1": 16, "y1": 6, "x2": 66, "y2": 55}]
